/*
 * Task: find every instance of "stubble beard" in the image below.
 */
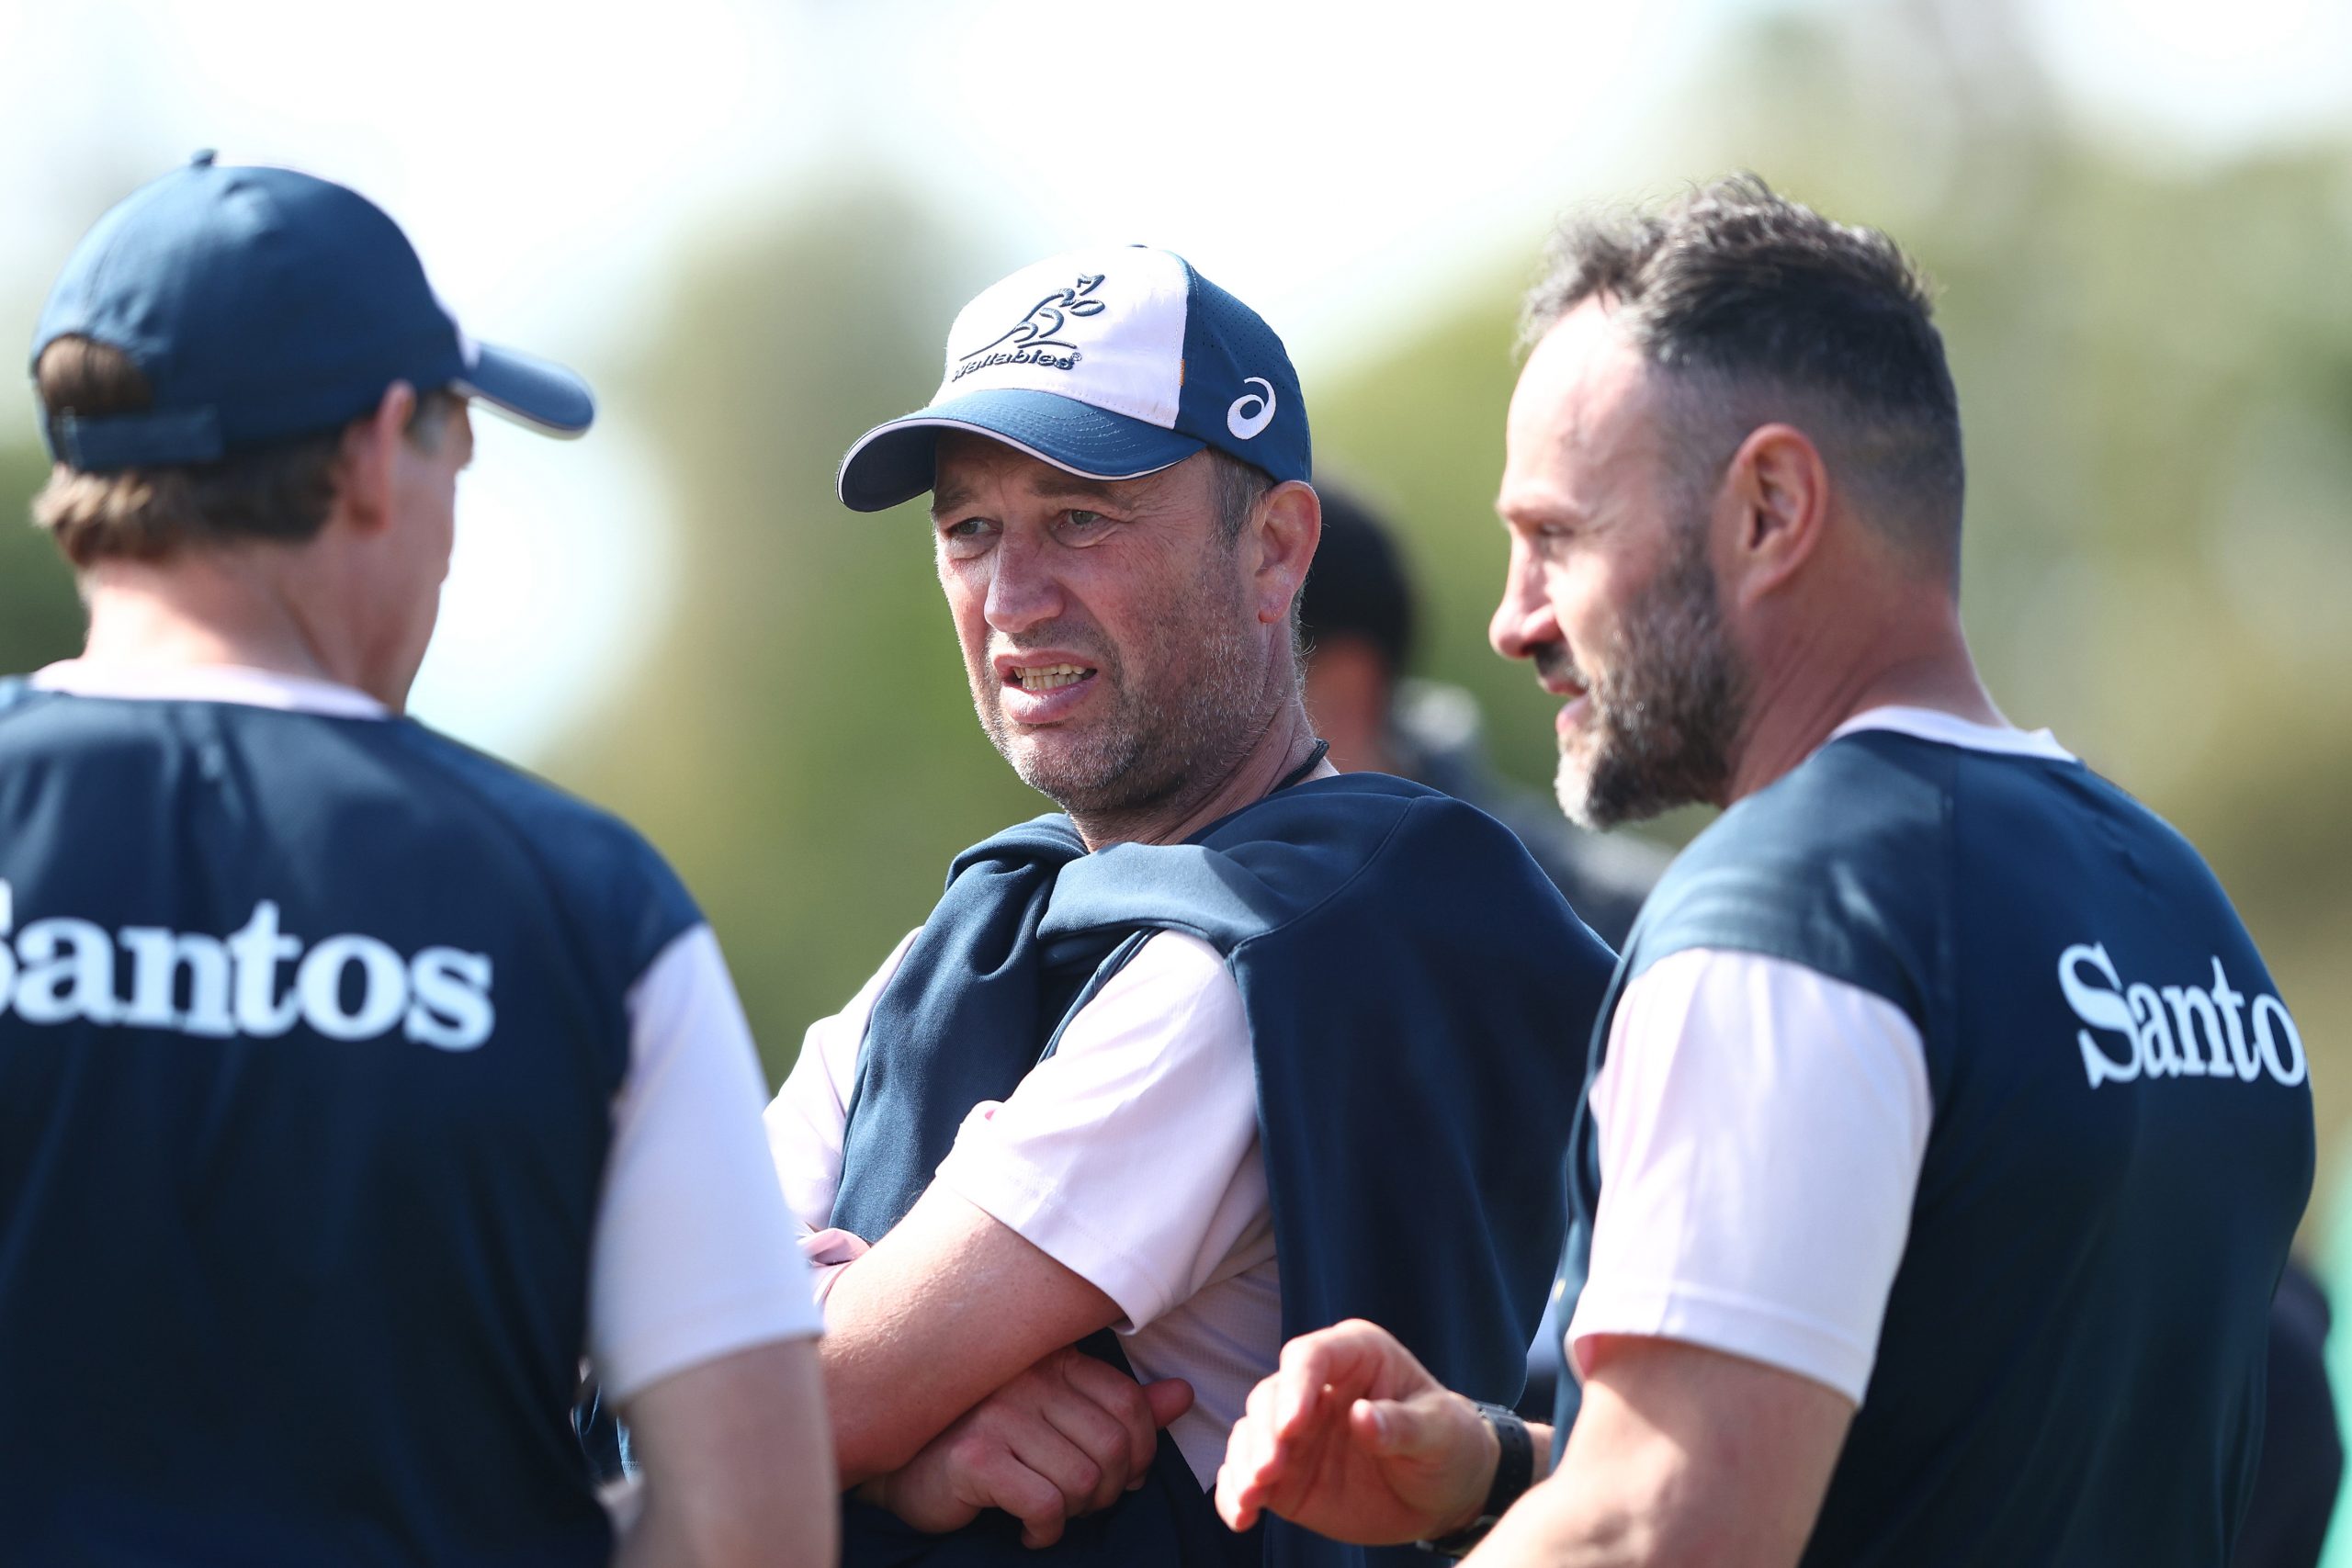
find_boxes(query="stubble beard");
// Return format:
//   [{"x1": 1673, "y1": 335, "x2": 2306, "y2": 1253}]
[
  {"x1": 978, "y1": 567, "x2": 1268, "y2": 823},
  {"x1": 1554, "y1": 526, "x2": 1747, "y2": 831}
]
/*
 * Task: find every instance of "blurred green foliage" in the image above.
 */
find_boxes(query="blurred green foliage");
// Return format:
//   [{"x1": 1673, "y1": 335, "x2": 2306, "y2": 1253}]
[
  {"x1": 549, "y1": 191, "x2": 1050, "y2": 1051},
  {"x1": 0, "y1": 445, "x2": 82, "y2": 675},
  {"x1": 0, "y1": 8, "x2": 2340, "y2": 1177},
  {"x1": 553, "y1": 4, "x2": 2352, "y2": 1177}
]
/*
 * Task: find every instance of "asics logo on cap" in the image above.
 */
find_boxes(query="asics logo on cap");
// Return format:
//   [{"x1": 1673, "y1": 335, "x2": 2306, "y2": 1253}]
[
  {"x1": 953, "y1": 273, "x2": 1106, "y2": 383},
  {"x1": 1227, "y1": 377, "x2": 1277, "y2": 440}
]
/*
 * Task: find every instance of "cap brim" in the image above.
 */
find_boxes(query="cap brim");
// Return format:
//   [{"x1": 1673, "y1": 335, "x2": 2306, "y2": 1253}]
[
  {"x1": 457, "y1": 342, "x2": 595, "y2": 438},
  {"x1": 837, "y1": 389, "x2": 1203, "y2": 512}
]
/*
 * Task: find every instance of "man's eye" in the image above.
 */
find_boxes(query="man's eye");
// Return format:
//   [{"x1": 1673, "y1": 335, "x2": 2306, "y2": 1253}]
[
  {"x1": 1053, "y1": 508, "x2": 1123, "y2": 545},
  {"x1": 939, "y1": 516, "x2": 996, "y2": 547}
]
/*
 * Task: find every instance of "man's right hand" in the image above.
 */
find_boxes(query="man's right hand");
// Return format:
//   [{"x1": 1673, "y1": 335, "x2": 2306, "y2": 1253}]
[
  {"x1": 1215, "y1": 1319, "x2": 1504, "y2": 1546},
  {"x1": 866, "y1": 1347, "x2": 1194, "y2": 1548}
]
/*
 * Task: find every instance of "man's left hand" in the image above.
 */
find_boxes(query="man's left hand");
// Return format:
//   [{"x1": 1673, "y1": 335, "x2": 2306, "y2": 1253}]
[
  {"x1": 865, "y1": 1348, "x2": 1194, "y2": 1548},
  {"x1": 1216, "y1": 1319, "x2": 1504, "y2": 1544}
]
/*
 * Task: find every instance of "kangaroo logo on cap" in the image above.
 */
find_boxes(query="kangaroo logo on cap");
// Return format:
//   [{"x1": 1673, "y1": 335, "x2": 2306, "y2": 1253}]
[
  {"x1": 1227, "y1": 377, "x2": 1277, "y2": 440},
  {"x1": 953, "y1": 274, "x2": 1106, "y2": 383}
]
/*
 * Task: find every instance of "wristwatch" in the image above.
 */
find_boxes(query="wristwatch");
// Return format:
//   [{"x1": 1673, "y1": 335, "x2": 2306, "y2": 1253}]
[{"x1": 1417, "y1": 1400, "x2": 1535, "y2": 1559}]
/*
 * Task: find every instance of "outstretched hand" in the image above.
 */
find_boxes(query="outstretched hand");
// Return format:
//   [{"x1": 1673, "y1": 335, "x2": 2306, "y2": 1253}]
[
  {"x1": 1215, "y1": 1319, "x2": 1498, "y2": 1546},
  {"x1": 868, "y1": 1347, "x2": 1193, "y2": 1548}
]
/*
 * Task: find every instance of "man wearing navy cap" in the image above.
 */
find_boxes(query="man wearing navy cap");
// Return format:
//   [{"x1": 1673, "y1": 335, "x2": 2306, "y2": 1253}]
[
  {"x1": 762, "y1": 247, "x2": 1614, "y2": 1567},
  {"x1": 0, "y1": 155, "x2": 833, "y2": 1565}
]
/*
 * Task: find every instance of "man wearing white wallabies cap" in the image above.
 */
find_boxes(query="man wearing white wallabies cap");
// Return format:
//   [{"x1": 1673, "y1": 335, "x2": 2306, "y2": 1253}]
[{"x1": 761, "y1": 245, "x2": 1616, "y2": 1566}]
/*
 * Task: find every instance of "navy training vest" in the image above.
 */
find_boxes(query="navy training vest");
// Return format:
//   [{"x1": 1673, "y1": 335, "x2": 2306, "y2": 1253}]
[
  {"x1": 1555, "y1": 728, "x2": 2314, "y2": 1565},
  {"x1": 833, "y1": 773, "x2": 1616, "y2": 1568},
  {"x1": 0, "y1": 682, "x2": 700, "y2": 1566}
]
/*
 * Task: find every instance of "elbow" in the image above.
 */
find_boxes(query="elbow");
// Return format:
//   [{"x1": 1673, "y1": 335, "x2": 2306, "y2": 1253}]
[
  {"x1": 831, "y1": 1422, "x2": 923, "y2": 1489},
  {"x1": 823, "y1": 1364, "x2": 931, "y2": 1485}
]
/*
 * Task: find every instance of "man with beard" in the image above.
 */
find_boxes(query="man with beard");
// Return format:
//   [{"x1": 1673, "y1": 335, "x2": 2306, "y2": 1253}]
[
  {"x1": 762, "y1": 248, "x2": 1615, "y2": 1567},
  {"x1": 1214, "y1": 177, "x2": 2314, "y2": 1565}
]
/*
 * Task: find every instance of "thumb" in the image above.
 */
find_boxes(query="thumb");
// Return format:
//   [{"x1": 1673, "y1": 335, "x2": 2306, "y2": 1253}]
[
  {"x1": 1351, "y1": 1394, "x2": 1459, "y2": 1460},
  {"x1": 1143, "y1": 1377, "x2": 1196, "y2": 1428}
]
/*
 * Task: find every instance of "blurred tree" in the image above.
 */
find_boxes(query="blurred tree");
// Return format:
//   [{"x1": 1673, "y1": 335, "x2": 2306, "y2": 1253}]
[
  {"x1": 1314, "y1": 3, "x2": 2352, "y2": 1149},
  {"x1": 0, "y1": 443, "x2": 84, "y2": 674},
  {"x1": 570, "y1": 8, "x2": 2352, "y2": 1145},
  {"x1": 552, "y1": 187, "x2": 1044, "y2": 1078}
]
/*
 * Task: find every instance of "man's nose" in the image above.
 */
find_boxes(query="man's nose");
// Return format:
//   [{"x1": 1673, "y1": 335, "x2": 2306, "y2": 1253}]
[
  {"x1": 983, "y1": 527, "x2": 1062, "y2": 635},
  {"x1": 1489, "y1": 542, "x2": 1557, "y2": 662}
]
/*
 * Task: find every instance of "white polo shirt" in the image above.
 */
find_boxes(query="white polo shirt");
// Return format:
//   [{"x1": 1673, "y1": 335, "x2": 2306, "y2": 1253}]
[{"x1": 766, "y1": 926, "x2": 1278, "y2": 1483}]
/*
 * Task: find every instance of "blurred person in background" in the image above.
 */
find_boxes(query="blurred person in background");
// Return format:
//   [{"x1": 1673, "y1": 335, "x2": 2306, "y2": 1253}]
[
  {"x1": 1299, "y1": 483, "x2": 1665, "y2": 952},
  {"x1": 2239, "y1": 1259, "x2": 2343, "y2": 1568},
  {"x1": 0, "y1": 156, "x2": 833, "y2": 1568},
  {"x1": 765, "y1": 246, "x2": 1614, "y2": 1567},
  {"x1": 1216, "y1": 175, "x2": 2314, "y2": 1566}
]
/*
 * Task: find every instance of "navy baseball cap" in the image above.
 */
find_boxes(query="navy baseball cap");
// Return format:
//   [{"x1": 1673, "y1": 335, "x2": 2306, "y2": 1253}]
[
  {"x1": 31, "y1": 152, "x2": 594, "y2": 473},
  {"x1": 838, "y1": 245, "x2": 1309, "y2": 512}
]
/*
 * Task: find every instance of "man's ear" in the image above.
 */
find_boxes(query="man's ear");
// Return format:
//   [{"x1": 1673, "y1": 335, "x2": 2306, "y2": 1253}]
[
  {"x1": 1250, "y1": 479, "x2": 1321, "y2": 627},
  {"x1": 334, "y1": 381, "x2": 417, "y2": 536},
  {"x1": 1717, "y1": 422, "x2": 1828, "y2": 604}
]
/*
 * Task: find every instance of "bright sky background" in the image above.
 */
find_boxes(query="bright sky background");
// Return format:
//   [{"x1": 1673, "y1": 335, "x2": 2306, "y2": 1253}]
[{"x1": 1, "y1": 0, "x2": 2344, "y2": 760}]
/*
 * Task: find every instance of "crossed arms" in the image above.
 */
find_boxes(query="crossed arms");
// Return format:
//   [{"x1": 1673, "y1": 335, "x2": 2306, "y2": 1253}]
[
  {"x1": 819, "y1": 1185, "x2": 1193, "y2": 1541},
  {"x1": 776, "y1": 930, "x2": 1259, "y2": 1542}
]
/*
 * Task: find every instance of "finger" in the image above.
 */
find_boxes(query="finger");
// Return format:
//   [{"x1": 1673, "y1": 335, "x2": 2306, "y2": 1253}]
[
  {"x1": 1057, "y1": 1353, "x2": 1160, "y2": 1487},
  {"x1": 1273, "y1": 1337, "x2": 1334, "y2": 1439},
  {"x1": 1142, "y1": 1377, "x2": 1195, "y2": 1430},
  {"x1": 1008, "y1": 1421, "x2": 1108, "y2": 1518},
  {"x1": 1216, "y1": 1416, "x2": 1268, "y2": 1530},
  {"x1": 1036, "y1": 1387, "x2": 1141, "y2": 1514},
  {"x1": 1216, "y1": 1457, "x2": 1259, "y2": 1531},
  {"x1": 1224, "y1": 1382, "x2": 1286, "y2": 1513},
  {"x1": 1355, "y1": 1390, "x2": 1478, "y2": 1462},
  {"x1": 974, "y1": 1451, "x2": 1068, "y2": 1549},
  {"x1": 1021, "y1": 1508, "x2": 1066, "y2": 1551},
  {"x1": 1273, "y1": 1324, "x2": 1381, "y2": 1438}
]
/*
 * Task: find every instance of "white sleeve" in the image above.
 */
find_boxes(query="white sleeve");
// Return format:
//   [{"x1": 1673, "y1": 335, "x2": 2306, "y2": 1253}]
[
  {"x1": 763, "y1": 929, "x2": 922, "y2": 1235},
  {"x1": 930, "y1": 931, "x2": 1263, "y2": 1333},
  {"x1": 587, "y1": 924, "x2": 823, "y2": 1404},
  {"x1": 1566, "y1": 947, "x2": 1932, "y2": 1404}
]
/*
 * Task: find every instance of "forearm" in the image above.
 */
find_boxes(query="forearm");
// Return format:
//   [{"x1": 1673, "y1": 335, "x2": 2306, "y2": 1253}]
[
  {"x1": 1458, "y1": 1469, "x2": 1649, "y2": 1567},
  {"x1": 823, "y1": 1263, "x2": 971, "y2": 1485},
  {"x1": 1461, "y1": 1342, "x2": 1843, "y2": 1568},
  {"x1": 613, "y1": 1486, "x2": 838, "y2": 1568},
  {"x1": 614, "y1": 1339, "x2": 841, "y2": 1568},
  {"x1": 820, "y1": 1203, "x2": 1124, "y2": 1483}
]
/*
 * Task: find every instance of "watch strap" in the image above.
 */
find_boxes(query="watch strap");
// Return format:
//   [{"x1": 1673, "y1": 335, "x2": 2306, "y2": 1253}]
[{"x1": 1417, "y1": 1400, "x2": 1534, "y2": 1559}]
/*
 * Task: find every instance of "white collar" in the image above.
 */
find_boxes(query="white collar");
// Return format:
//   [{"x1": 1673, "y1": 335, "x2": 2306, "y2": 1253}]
[
  {"x1": 30, "y1": 660, "x2": 390, "y2": 720},
  {"x1": 1830, "y1": 704, "x2": 2075, "y2": 762}
]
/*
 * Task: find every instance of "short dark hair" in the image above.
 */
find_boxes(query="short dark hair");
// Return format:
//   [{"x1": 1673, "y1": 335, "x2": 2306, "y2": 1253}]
[
  {"x1": 30, "y1": 335, "x2": 459, "y2": 570},
  {"x1": 1297, "y1": 480, "x2": 1415, "y2": 678},
  {"x1": 1207, "y1": 447, "x2": 1272, "y2": 545},
  {"x1": 1524, "y1": 174, "x2": 1964, "y2": 578}
]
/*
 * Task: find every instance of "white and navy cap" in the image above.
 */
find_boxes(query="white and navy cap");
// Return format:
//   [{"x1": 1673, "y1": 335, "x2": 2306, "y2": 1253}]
[{"x1": 838, "y1": 245, "x2": 1309, "y2": 512}]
